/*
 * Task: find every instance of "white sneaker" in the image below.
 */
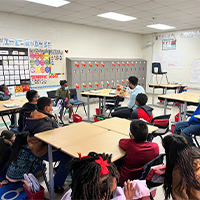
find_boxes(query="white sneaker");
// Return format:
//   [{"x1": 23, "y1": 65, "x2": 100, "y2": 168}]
[{"x1": 68, "y1": 118, "x2": 73, "y2": 123}]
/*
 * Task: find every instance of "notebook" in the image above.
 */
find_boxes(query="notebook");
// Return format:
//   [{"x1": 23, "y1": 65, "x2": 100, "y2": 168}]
[
  {"x1": 109, "y1": 90, "x2": 116, "y2": 95},
  {"x1": 3, "y1": 103, "x2": 20, "y2": 108}
]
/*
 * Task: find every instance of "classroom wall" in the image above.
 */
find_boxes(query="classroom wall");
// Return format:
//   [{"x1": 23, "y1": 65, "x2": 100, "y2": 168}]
[
  {"x1": 142, "y1": 28, "x2": 200, "y2": 94},
  {"x1": 0, "y1": 11, "x2": 143, "y2": 97}
]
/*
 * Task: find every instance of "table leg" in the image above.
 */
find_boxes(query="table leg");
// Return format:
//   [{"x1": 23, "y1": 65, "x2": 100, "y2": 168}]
[
  {"x1": 99, "y1": 98, "x2": 101, "y2": 112},
  {"x1": 87, "y1": 95, "x2": 90, "y2": 122},
  {"x1": 164, "y1": 99, "x2": 167, "y2": 115},
  {"x1": 14, "y1": 113, "x2": 17, "y2": 127},
  {"x1": 152, "y1": 86, "x2": 155, "y2": 105},
  {"x1": 48, "y1": 144, "x2": 54, "y2": 200},
  {"x1": 103, "y1": 97, "x2": 106, "y2": 116},
  {"x1": 179, "y1": 104, "x2": 182, "y2": 122},
  {"x1": 183, "y1": 102, "x2": 187, "y2": 121}
]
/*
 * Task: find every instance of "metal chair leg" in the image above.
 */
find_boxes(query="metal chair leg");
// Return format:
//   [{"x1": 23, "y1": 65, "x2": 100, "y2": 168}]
[
  {"x1": 160, "y1": 74, "x2": 164, "y2": 84},
  {"x1": 75, "y1": 105, "x2": 79, "y2": 113},
  {"x1": 40, "y1": 160, "x2": 50, "y2": 192},
  {"x1": 83, "y1": 104, "x2": 87, "y2": 116},
  {"x1": 2, "y1": 116, "x2": 9, "y2": 130},
  {"x1": 165, "y1": 74, "x2": 169, "y2": 84}
]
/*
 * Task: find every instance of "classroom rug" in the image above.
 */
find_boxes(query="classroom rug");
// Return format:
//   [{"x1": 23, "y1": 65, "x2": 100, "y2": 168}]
[{"x1": 0, "y1": 175, "x2": 26, "y2": 200}]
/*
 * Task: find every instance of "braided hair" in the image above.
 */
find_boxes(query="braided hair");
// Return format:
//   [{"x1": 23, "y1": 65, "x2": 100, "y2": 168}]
[
  {"x1": 162, "y1": 134, "x2": 200, "y2": 199},
  {"x1": 67, "y1": 152, "x2": 119, "y2": 200}
]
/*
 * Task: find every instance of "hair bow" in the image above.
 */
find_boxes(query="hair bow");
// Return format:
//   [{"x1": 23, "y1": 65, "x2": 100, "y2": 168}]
[
  {"x1": 95, "y1": 156, "x2": 110, "y2": 175},
  {"x1": 77, "y1": 152, "x2": 91, "y2": 159}
]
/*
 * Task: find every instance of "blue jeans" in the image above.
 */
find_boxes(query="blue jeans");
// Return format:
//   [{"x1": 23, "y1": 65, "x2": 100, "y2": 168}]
[
  {"x1": 39, "y1": 150, "x2": 71, "y2": 187},
  {"x1": 173, "y1": 121, "x2": 200, "y2": 146}
]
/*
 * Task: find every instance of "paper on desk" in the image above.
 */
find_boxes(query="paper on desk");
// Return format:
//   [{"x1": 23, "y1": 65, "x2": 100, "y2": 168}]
[{"x1": 3, "y1": 103, "x2": 20, "y2": 108}]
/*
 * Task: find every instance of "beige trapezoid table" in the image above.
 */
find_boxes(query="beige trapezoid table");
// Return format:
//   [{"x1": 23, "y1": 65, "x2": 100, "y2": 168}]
[
  {"x1": 81, "y1": 89, "x2": 117, "y2": 121},
  {"x1": 93, "y1": 117, "x2": 158, "y2": 137}
]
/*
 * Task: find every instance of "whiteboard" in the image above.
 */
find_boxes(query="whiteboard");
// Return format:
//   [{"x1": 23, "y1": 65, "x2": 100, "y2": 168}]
[{"x1": 155, "y1": 50, "x2": 183, "y2": 68}]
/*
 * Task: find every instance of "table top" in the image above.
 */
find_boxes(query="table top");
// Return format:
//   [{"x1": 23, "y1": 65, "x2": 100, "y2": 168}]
[
  {"x1": 0, "y1": 98, "x2": 27, "y2": 112},
  {"x1": 61, "y1": 130, "x2": 129, "y2": 162},
  {"x1": 158, "y1": 92, "x2": 199, "y2": 104},
  {"x1": 149, "y1": 83, "x2": 182, "y2": 88},
  {"x1": 35, "y1": 122, "x2": 107, "y2": 149},
  {"x1": 81, "y1": 89, "x2": 117, "y2": 98},
  {"x1": 93, "y1": 117, "x2": 158, "y2": 137},
  {"x1": 194, "y1": 115, "x2": 200, "y2": 119}
]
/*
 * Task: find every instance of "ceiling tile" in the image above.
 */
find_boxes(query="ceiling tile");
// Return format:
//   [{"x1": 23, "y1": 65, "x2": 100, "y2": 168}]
[
  {"x1": 48, "y1": 8, "x2": 74, "y2": 15},
  {"x1": 66, "y1": 12, "x2": 91, "y2": 18},
  {"x1": 114, "y1": 7, "x2": 141, "y2": 15},
  {"x1": 75, "y1": 0, "x2": 109, "y2": 7},
  {"x1": 55, "y1": 15, "x2": 81, "y2": 22},
  {"x1": 0, "y1": 0, "x2": 30, "y2": 7},
  {"x1": 81, "y1": 7, "x2": 106, "y2": 15},
  {"x1": 0, "y1": 4, "x2": 20, "y2": 12},
  {"x1": 169, "y1": 1, "x2": 200, "y2": 9},
  {"x1": 133, "y1": 2, "x2": 163, "y2": 11},
  {"x1": 36, "y1": 12, "x2": 63, "y2": 20},
  {"x1": 153, "y1": 0, "x2": 188, "y2": 6},
  {"x1": 13, "y1": 8, "x2": 43, "y2": 16},
  {"x1": 96, "y1": 2, "x2": 126, "y2": 11},
  {"x1": 115, "y1": 0, "x2": 150, "y2": 6},
  {"x1": 23, "y1": 3, "x2": 53, "y2": 11},
  {"x1": 61, "y1": 2, "x2": 90, "y2": 11}
]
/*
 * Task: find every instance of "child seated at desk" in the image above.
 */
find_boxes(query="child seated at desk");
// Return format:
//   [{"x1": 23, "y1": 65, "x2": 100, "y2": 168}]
[
  {"x1": 25, "y1": 97, "x2": 71, "y2": 194},
  {"x1": 0, "y1": 84, "x2": 15, "y2": 128},
  {"x1": 130, "y1": 93, "x2": 153, "y2": 123},
  {"x1": 173, "y1": 103, "x2": 200, "y2": 146},
  {"x1": 61, "y1": 152, "x2": 135, "y2": 200},
  {"x1": 18, "y1": 90, "x2": 39, "y2": 132},
  {"x1": 118, "y1": 120, "x2": 159, "y2": 185}
]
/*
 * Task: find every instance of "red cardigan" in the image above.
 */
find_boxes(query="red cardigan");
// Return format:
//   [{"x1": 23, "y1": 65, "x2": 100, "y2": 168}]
[{"x1": 119, "y1": 139, "x2": 159, "y2": 184}]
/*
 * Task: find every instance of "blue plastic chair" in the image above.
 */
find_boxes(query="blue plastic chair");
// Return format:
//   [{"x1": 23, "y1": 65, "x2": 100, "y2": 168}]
[{"x1": 70, "y1": 89, "x2": 87, "y2": 115}]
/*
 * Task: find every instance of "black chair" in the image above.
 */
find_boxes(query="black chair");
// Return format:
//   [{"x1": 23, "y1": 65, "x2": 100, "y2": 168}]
[
  {"x1": 137, "y1": 154, "x2": 166, "y2": 200},
  {"x1": 47, "y1": 90, "x2": 57, "y2": 106},
  {"x1": 69, "y1": 89, "x2": 87, "y2": 115},
  {"x1": 149, "y1": 114, "x2": 171, "y2": 140},
  {"x1": 149, "y1": 63, "x2": 169, "y2": 84},
  {"x1": 105, "y1": 95, "x2": 121, "y2": 118}
]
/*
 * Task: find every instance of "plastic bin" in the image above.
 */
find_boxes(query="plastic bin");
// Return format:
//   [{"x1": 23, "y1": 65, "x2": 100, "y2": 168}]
[
  {"x1": 171, "y1": 124, "x2": 175, "y2": 133},
  {"x1": 96, "y1": 108, "x2": 103, "y2": 115},
  {"x1": 72, "y1": 114, "x2": 82, "y2": 123},
  {"x1": 175, "y1": 113, "x2": 181, "y2": 122},
  {"x1": 24, "y1": 184, "x2": 45, "y2": 200}
]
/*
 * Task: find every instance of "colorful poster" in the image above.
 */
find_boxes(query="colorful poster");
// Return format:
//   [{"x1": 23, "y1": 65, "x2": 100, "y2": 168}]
[{"x1": 162, "y1": 39, "x2": 176, "y2": 50}]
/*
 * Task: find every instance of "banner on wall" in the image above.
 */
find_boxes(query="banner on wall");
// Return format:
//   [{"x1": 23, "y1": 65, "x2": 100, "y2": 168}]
[
  {"x1": 162, "y1": 39, "x2": 176, "y2": 50},
  {"x1": 155, "y1": 33, "x2": 175, "y2": 41},
  {"x1": 29, "y1": 48, "x2": 64, "y2": 89},
  {"x1": 0, "y1": 37, "x2": 52, "y2": 48},
  {"x1": 180, "y1": 31, "x2": 200, "y2": 38}
]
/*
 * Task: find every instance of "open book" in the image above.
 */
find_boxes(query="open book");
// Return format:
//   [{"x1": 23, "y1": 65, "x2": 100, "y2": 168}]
[
  {"x1": 116, "y1": 84, "x2": 130, "y2": 98},
  {"x1": 3, "y1": 103, "x2": 20, "y2": 108}
]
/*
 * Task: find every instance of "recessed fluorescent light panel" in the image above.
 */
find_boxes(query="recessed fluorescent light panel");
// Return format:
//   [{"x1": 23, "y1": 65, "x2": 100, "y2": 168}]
[
  {"x1": 146, "y1": 24, "x2": 175, "y2": 30},
  {"x1": 25, "y1": 0, "x2": 70, "y2": 7},
  {"x1": 98, "y1": 12, "x2": 136, "y2": 22}
]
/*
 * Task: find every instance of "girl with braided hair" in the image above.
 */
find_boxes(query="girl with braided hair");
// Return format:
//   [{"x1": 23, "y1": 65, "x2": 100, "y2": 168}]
[
  {"x1": 61, "y1": 152, "x2": 135, "y2": 200},
  {"x1": 163, "y1": 134, "x2": 200, "y2": 200},
  {"x1": 0, "y1": 130, "x2": 15, "y2": 176}
]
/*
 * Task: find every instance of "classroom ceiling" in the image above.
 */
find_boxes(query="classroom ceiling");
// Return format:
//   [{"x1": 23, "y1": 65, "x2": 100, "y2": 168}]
[{"x1": 0, "y1": 0, "x2": 200, "y2": 34}]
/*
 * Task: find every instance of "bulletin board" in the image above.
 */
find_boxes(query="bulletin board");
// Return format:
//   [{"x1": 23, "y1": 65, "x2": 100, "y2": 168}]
[
  {"x1": 29, "y1": 49, "x2": 65, "y2": 89},
  {"x1": 0, "y1": 47, "x2": 30, "y2": 94}
]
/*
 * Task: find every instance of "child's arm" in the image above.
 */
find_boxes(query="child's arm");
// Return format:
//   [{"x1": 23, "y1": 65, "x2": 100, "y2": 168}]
[
  {"x1": 119, "y1": 139, "x2": 130, "y2": 150},
  {"x1": 0, "y1": 94, "x2": 10, "y2": 100}
]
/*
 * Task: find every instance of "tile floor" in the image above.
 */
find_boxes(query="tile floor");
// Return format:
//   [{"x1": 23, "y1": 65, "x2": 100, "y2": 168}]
[{"x1": 1, "y1": 93, "x2": 199, "y2": 200}]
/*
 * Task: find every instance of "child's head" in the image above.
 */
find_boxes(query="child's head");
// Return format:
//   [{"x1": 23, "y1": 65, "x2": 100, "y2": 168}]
[
  {"x1": 68, "y1": 152, "x2": 119, "y2": 200},
  {"x1": 26, "y1": 90, "x2": 39, "y2": 103},
  {"x1": 60, "y1": 80, "x2": 68, "y2": 90},
  {"x1": 0, "y1": 84, "x2": 8, "y2": 92},
  {"x1": 135, "y1": 93, "x2": 148, "y2": 106},
  {"x1": 128, "y1": 76, "x2": 138, "y2": 89},
  {"x1": 162, "y1": 134, "x2": 191, "y2": 166},
  {"x1": 37, "y1": 97, "x2": 53, "y2": 113},
  {"x1": 130, "y1": 119, "x2": 148, "y2": 142},
  {"x1": 162, "y1": 134, "x2": 200, "y2": 199},
  {"x1": 1, "y1": 130, "x2": 15, "y2": 143}
]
